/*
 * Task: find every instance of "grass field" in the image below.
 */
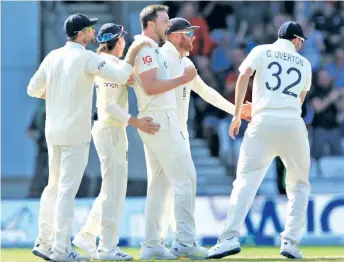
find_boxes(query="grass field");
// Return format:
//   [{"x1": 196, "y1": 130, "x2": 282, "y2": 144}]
[{"x1": 1, "y1": 247, "x2": 344, "y2": 262}]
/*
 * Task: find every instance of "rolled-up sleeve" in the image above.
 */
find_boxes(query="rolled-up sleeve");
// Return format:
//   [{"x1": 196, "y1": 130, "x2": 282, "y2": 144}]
[
  {"x1": 238, "y1": 46, "x2": 262, "y2": 74},
  {"x1": 84, "y1": 51, "x2": 132, "y2": 85},
  {"x1": 27, "y1": 59, "x2": 47, "y2": 98}
]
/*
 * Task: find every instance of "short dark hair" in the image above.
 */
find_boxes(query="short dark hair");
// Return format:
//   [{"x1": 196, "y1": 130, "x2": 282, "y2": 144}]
[
  {"x1": 67, "y1": 34, "x2": 78, "y2": 41},
  {"x1": 140, "y1": 5, "x2": 169, "y2": 30}
]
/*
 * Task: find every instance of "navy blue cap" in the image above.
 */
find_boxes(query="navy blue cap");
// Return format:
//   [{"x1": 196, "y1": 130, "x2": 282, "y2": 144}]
[
  {"x1": 64, "y1": 13, "x2": 98, "y2": 37},
  {"x1": 167, "y1": 18, "x2": 200, "y2": 35},
  {"x1": 278, "y1": 21, "x2": 307, "y2": 40},
  {"x1": 96, "y1": 23, "x2": 127, "y2": 43}
]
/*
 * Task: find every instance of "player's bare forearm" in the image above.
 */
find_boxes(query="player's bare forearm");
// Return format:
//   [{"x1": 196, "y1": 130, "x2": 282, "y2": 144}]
[
  {"x1": 39, "y1": 90, "x2": 46, "y2": 99},
  {"x1": 145, "y1": 77, "x2": 186, "y2": 95},
  {"x1": 234, "y1": 73, "x2": 250, "y2": 117},
  {"x1": 299, "y1": 91, "x2": 307, "y2": 104}
]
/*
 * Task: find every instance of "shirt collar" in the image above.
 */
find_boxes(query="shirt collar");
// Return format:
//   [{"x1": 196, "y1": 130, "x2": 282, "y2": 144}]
[
  {"x1": 100, "y1": 52, "x2": 120, "y2": 63},
  {"x1": 274, "y1": 39, "x2": 296, "y2": 52},
  {"x1": 65, "y1": 41, "x2": 86, "y2": 50},
  {"x1": 134, "y1": 34, "x2": 159, "y2": 48},
  {"x1": 162, "y1": 41, "x2": 190, "y2": 58}
]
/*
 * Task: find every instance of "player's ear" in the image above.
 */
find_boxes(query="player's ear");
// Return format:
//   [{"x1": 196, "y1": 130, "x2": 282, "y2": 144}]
[{"x1": 147, "y1": 20, "x2": 155, "y2": 28}]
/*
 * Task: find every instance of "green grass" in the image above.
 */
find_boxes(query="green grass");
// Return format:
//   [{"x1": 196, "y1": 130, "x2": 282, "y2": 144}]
[{"x1": 1, "y1": 247, "x2": 344, "y2": 262}]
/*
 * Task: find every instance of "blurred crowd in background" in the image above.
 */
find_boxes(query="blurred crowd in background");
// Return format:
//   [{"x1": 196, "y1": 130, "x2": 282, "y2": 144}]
[
  {"x1": 162, "y1": 1, "x2": 344, "y2": 165},
  {"x1": 27, "y1": 1, "x2": 344, "y2": 197}
]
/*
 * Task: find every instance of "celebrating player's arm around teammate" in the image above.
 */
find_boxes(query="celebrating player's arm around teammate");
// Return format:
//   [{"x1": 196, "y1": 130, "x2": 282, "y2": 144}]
[
  {"x1": 162, "y1": 17, "x2": 251, "y2": 145},
  {"x1": 27, "y1": 13, "x2": 141, "y2": 262},
  {"x1": 71, "y1": 23, "x2": 160, "y2": 261},
  {"x1": 130, "y1": 4, "x2": 209, "y2": 260},
  {"x1": 207, "y1": 21, "x2": 312, "y2": 260},
  {"x1": 157, "y1": 17, "x2": 251, "y2": 245}
]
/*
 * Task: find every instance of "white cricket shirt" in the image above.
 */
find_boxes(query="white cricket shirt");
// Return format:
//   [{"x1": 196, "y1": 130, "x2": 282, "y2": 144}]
[
  {"x1": 239, "y1": 39, "x2": 312, "y2": 118},
  {"x1": 131, "y1": 35, "x2": 176, "y2": 112},
  {"x1": 27, "y1": 41, "x2": 132, "y2": 145},
  {"x1": 94, "y1": 53, "x2": 131, "y2": 128},
  {"x1": 161, "y1": 41, "x2": 235, "y2": 133}
]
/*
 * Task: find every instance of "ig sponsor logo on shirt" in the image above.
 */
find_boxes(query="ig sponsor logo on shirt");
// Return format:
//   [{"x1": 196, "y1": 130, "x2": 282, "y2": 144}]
[
  {"x1": 104, "y1": 82, "x2": 119, "y2": 88},
  {"x1": 142, "y1": 56, "x2": 152, "y2": 65},
  {"x1": 98, "y1": 61, "x2": 106, "y2": 70}
]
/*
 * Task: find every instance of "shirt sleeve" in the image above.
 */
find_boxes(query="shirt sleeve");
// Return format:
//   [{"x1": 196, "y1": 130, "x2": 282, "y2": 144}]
[
  {"x1": 103, "y1": 84, "x2": 131, "y2": 124},
  {"x1": 191, "y1": 75, "x2": 235, "y2": 115},
  {"x1": 84, "y1": 51, "x2": 132, "y2": 85},
  {"x1": 303, "y1": 61, "x2": 312, "y2": 92},
  {"x1": 136, "y1": 46, "x2": 160, "y2": 74},
  {"x1": 239, "y1": 46, "x2": 261, "y2": 73},
  {"x1": 27, "y1": 55, "x2": 48, "y2": 98}
]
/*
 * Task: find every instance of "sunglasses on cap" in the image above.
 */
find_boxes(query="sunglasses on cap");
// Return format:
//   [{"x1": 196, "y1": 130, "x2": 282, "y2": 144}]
[
  {"x1": 96, "y1": 27, "x2": 124, "y2": 43},
  {"x1": 294, "y1": 34, "x2": 305, "y2": 43},
  {"x1": 74, "y1": 26, "x2": 94, "y2": 34},
  {"x1": 171, "y1": 31, "x2": 195, "y2": 38}
]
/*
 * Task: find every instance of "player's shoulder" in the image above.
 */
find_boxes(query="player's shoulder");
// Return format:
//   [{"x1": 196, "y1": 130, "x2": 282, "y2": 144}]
[
  {"x1": 247, "y1": 44, "x2": 270, "y2": 58},
  {"x1": 136, "y1": 44, "x2": 157, "y2": 56},
  {"x1": 183, "y1": 57, "x2": 194, "y2": 67}
]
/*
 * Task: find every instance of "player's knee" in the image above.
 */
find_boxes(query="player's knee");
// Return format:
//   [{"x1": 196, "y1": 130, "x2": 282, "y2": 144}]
[{"x1": 286, "y1": 181, "x2": 310, "y2": 195}]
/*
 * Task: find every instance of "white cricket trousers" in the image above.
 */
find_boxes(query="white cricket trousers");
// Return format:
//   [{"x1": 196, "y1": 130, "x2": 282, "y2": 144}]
[
  {"x1": 138, "y1": 110, "x2": 196, "y2": 247},
  {"x1": 38, "y1": 142, "x2": 90, "y2": 253},
  {"x1": 81, "y1": 124, "x2": 128, "y2": 251},
  {"x1": 219, "y1": 115, "x2": 310, "y2": 245},
  {"x1": 160, "y1": 130, "x2": 190, "y2": 239}
]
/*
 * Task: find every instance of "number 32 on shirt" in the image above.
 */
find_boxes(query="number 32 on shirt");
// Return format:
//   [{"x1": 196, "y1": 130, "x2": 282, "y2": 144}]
[{"x1": 265, "y1": 61, "x2": 301, "y2": 98}]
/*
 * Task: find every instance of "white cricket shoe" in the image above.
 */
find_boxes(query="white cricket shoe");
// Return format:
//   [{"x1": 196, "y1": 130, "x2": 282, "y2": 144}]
[
  {"x1": 72, "y1": 233, "x2": 97, "y2": 259},
  {"x1": 170, "y1": 240, "x2": 208, "y2": 260},
  {"x1": 207, "y1": 237, "x2": 241, "y2": 259},
  {"x1": 97, "y1": 246, "x2": 134, "y2": 261},
  {"x1": 50, "y1": 249, "x2": 90, "y2": 261},
  {"x1": 280, "y1": 238, "x2": 302, "y2": 259},
  {"x1": 32, "y1": 238, "x2": 53, "y2": 260},
  {"x1": 140, "y1": 244, "x2": 177, "y2": 260}
]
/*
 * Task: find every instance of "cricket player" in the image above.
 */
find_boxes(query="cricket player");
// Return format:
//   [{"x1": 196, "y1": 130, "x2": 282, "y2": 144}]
[
  {"x1": 207, "y1": 21, "x2": 312, "y2": 260},
  {"x1": 131, "y1": 5, "x2": 208, "y2": 260},
  {"x1": 158, "y1": 17, "x2": 251, "y2": 246},
  {"x1": 28, "y1": 14, "x2": 141, "y2": 261},
  {"x1": 70, "y1": 23, "x2": 159, "y2": 261}
]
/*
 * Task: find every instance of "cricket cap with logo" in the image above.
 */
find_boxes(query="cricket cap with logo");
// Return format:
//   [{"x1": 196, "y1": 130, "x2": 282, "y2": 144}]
[
  {"x1": 167, "y1": 17, "x2": 200, "y2": 35},
  {"x1": 64, "y1": 13, "x2": 98, "y2": 37},
  {"x1": 278, "y1": 21, "x2": 307, "y2": 41}
]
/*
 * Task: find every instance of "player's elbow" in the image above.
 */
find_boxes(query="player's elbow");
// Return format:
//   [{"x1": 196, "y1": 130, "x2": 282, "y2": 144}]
[
  {"x1": 142, "y1": 83, "x2": 156, "y2": 96},
  {"x1": 145, "y1": 88, "x2": 154, "y2": 96},
  {"x1": 27, "y1": 85, "x2": 42, "y2": 98}
]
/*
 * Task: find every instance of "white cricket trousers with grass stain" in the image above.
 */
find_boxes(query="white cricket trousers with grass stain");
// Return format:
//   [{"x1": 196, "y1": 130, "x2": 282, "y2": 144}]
[
  {"x1": 219, "y1": 114, "x2": 310, "y2": 245},
  {"x1": 80, "y1": 124, "x2": 128, "y2": 251},
  {"x1": 38, "y1": 142, "x2": 90, "y2": 253},
  {"x1": 138, "y1": 109, "x2": 197, "y2": 248}
]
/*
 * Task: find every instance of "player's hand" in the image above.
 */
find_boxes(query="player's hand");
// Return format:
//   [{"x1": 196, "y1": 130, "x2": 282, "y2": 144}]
[
  {"x1": 137, "y1": 117, "x2": 160, "y2": 135},
  {"x1": 229, "y1": 116, "x2": 241, "y2": 140},
  {"x1": 127, "y1": 75, "x2": 134, "y2": 85},
  {"x1": 240, "y1": 101, "x2": 252, "y2": 122},
  {"x1": 125, "y1": 41, "x2": 152, "y2": 66},
  {"x1": 182, "y1": 66, "x2": 197, "y2": 83}
]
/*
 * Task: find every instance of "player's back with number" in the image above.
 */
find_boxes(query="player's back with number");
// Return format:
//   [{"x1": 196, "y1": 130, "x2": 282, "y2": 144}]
[{"x1": 244, "y1": 30, "x2": 311, "y2": 118}]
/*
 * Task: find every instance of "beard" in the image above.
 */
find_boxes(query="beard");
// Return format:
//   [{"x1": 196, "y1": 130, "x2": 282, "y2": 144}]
[
  {"x1": 180, "y1": 36, "x2": 193, "y2": 52},
  {"x1": 155, "y1": 28, "x2": 167, "y2": 46}
]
